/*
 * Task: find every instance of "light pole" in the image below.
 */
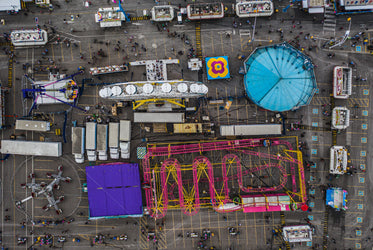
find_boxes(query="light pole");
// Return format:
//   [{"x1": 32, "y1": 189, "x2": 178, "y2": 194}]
[{"x1": 330, "y1": 17, "x2": 351, "y2": 49}]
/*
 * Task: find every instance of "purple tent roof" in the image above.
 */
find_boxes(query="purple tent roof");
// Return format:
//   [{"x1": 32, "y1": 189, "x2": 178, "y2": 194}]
[{"x1": 86, "y1": 163, "x2": 143, "y2": 218}]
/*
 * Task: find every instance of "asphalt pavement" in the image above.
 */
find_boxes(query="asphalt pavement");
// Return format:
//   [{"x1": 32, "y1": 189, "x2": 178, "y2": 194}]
[{"x1": 0, "y1": 0, "x2": 372, "y2": 249}]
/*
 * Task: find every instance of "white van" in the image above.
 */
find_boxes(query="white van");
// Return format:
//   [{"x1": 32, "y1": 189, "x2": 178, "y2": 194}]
[{"x1": 177, "y1": 12, "x2": 182, "y2": 24}]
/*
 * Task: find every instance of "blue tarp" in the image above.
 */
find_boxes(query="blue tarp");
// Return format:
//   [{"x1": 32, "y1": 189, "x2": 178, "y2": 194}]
[
  {"x1": 86, "y1": 163, "x2": 143, "y2": 218},
  {"x1": 243, "y1": 43, "x2": 317, "y2": 112},
  {"x1": 326, "y1": 187, "x2": 347, "y2": 211}
]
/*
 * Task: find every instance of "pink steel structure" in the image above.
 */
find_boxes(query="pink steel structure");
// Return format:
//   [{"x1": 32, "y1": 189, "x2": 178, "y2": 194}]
[{"x1": 143, "y1": 137, "x2": 306, "y2": 219}]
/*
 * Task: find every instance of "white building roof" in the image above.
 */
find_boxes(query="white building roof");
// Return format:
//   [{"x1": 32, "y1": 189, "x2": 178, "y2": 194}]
[{"x1": 0, "y1": 0, "x2": 21, "y2": 11}]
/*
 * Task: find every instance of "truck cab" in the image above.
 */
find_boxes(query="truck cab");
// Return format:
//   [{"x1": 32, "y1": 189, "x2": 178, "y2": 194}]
[{"x1": 119, "y1": 120, "x2": 131, "y2": 159}]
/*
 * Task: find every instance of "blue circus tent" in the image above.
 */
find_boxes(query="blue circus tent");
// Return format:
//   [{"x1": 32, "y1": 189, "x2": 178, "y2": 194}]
[{"x1": 243, "y1": 42, "x2": 318, "y2": 112}]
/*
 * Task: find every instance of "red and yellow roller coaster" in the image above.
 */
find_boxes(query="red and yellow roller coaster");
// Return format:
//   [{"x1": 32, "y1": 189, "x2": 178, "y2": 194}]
[{"x1": 143, "y1": 136, "x2": 306, "y2": 219}]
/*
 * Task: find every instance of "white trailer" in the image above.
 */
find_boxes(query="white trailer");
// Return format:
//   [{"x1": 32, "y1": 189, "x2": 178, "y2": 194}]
[
  {"x1": 333, "y1": 66, "x2": 352, "y2": 99},
  {"x1": 119, "y1": 120, "x2": 131, "y2": 159},
  {"x1": 109, "y1": 123, "x2": 120, "y2": 159},
  {"x1": 236, "y1": 1, "x2": 274, "y2": 17},
  {"x1": 331, "y1": 107, "x2": 350, "y2": 130},
  {"x1": 151, "y1": 5, "x2": 175, "y2": 21},
  {"x1": 85, "y1": 122, "x2": 97, "y2": 161},
  {"x1": 220, "y1": 124, "x2": 282, "y2": 136},
  {"x1": 330, "y1": 146, "x2": 348, "y2": 175},
  {"x1": 1, "y1": 140, "x2": 62, "y2": 157},
  {"x1": 282, "y1": 225, "x2": 312, "y2": 242},
  {"x1": 95, "y1": 7, "x2": 126, "y2": 27},
  {"x1": 16, "y1": 120, "x2": 50, "y2": 132},
  {"x1": 72, "y1": 127, "x2": 85, "y2": 163},
  {"x1": 97, "y1": 124, "x2": 108, "y2": 161},
  {"x1": 134, "y1": 113, "x2": 185, "y2": 123}
]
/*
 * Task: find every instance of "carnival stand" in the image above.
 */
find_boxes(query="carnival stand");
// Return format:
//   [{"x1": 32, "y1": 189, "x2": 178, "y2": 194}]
[
  {"x1": 89, "y1": 65, "x2": 129, "y2": 76},
  {"x1": 282, "y1": 225, "x2": 312, "y2": 243},
  {"x1": 10, "y1": 29, "x2": 48, "y2": 46},
  {"x1": 329, "y1": 146, "x2": 348, "y2": 175},
  {"x1": 130, "y1": 59, "x2": 178, "y2": 81},
  {"x1": 333, "y1": 66, "x2": 352, "y2": 99},
  {"x1": 95, "y1": 7, "x2": 126, "y2": 27},
  {"x1": 326, "y1": 187, "x2": 348, "y2": 211},
  {"x1": 187, "y1": 3, "x2": 224, "y2": 20},
  {"x1": 151, "y1": 5, "x2": 174, "y2": 21},
  {"x1": 236, "y1": 0, "x2": 274, "y2": 17},
  {"x1": 188, "y1": 58, "x2": 203, "y2": 71},
  {"x1": 331, "y1": 107, "x2": 350, "y2": 129}
]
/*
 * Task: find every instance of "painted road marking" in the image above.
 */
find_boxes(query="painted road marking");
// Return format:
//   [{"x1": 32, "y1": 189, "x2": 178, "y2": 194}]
[
  {"x1": 312, "y1": 136, "x2": 318, "y2": 141},
  {"x1": 360, "y1": 164, "x2": 365, "y2": 170},
  {"x1": 356, "y1": 46, "x2": 362, "y2": 52},
  {"x1": 312, "y1": 108, "x2": 319, "y2": 114},
  {"x1": 357, "y1": 217, "x2": 363, "y2": 223},
  {"x1": 307, "y1": 241, "x2": 312, "y2": 246},
  {"x1": 356, "y1": 243, "x2": 361, "y2": 249},
  {"x1": 356, "y1": 230, "x2": 362, "y2": 236},
  {"x1": 312, "y1": 122, "x2": 318, "y2": 127},
  {"x1": 308, "y1": 215, "x2": 313, "y2": 221},
  {"x1": 359, "y1": 177, "x2": 365, "y2": 183},
  {"x1": 309, "y1": 189, "x2": 315, "y2": 195},
  {"x1": 358, "y1": 204, "x2": 363, "y2": 210},
  {"x1": 309, "y1": 202, "x2": 315, "y2": 208},
  {"x1": 311, "y1": 163, "x2": 317, "y2": 168},
  {"x1": 362, "y1": 124, "x2": 367, "y2": 130},
  {"x1": 361, "y1": 137, "x2": 367, "y2": 143},
  {"x1": 311, "y1": 149, "x2": 317, "y2": 155},
  {"x1": 358, "y1": 191, "x2": 364, "y2": 196},
  {"x1": 360, "y1": 151, "x2": 366, "y2": 157},
  {"x1": 363, "y1": 89, "x2": 369, "y2": 95},
  {"x1": 362, "y1": 110, "x2": 368, "y2": 116}
]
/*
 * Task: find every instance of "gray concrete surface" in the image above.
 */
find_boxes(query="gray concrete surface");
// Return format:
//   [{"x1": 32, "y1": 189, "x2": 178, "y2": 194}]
[{"x1": 0, "y1": 0, "x2": 372, "y2": 249}]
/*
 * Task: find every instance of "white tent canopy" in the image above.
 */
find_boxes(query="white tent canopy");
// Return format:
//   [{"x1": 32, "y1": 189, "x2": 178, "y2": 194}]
[{"x1": 0, "y1": 0, "x2": 21, "y2": 11}]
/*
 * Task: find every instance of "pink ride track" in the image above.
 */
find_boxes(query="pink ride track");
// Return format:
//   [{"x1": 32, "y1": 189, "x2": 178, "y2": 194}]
[{"x1": 143, "y1": 138, "x2": 306, "y2": 219}]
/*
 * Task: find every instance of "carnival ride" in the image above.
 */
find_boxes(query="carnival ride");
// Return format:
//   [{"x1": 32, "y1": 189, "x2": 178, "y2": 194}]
[
  {"x1": 22, "y1": 71, "x2": 85, "y2": 116},
  {"x1": 17, "y1": 166, "x2": 72, "y2": 215},
  {"x1": 142, "y1": 136, "x2": 306, "y2": 219}
]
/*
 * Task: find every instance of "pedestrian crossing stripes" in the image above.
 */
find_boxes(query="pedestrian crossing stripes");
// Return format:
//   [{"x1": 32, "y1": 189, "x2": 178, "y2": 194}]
[
  {"x1": 156, "y1": 225, "x2": 167, "y2": 249},
  {"x1": 322, "y1": 209, "x2": 329, "y2": 249},
  {"x1": 347, "y1": 98, "x2": 369, "y2": 108},
  {"x1": 8, "y1": 44, "x2": 14, "y2": 88},
  {"x1": 130, "y1": 16, "x2": 151, "y2": 21},
  {"x1": 195, "y1": 21, "x2": 203, "y2": 59},
  {"x1": 332, "y1": 130, "x2": 337, "y2": 146},
  {"x1": 139, "y1": 216, "x2": 149, "y2": 249},
  {"x1": 311, "y1": 97, "x2": 329, "y2": 106},
  {"x1": 323, "y1": 6, "x2": 336, "y2": 35}
]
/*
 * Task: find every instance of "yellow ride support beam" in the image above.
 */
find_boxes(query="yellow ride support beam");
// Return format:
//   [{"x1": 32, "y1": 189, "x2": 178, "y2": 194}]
[{"x1": 132, "y1": 98, "x2": 185, "y2": 110}]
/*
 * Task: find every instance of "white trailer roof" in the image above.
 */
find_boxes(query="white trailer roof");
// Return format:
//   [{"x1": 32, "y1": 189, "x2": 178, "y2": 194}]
[
  {"x1": 72, "y1": 127, "x2": 85, "y2": 154},
  {"x1": 16, "y1": 120, "x2": 50, "y2": 132},
  {"x1": 97, "y1": 124, "x2": 108, "y2": 151},
  {"x1": 119, "y1": 120, "x2": 131, "y2": 141},
  {"x1": 134, "y1": 113, "x2": 185, "y2": 123},
  {"x1": 109, "y1": 123, "x2": 119, "y2": 148},
  {"x1": 85, "y1": 122, "x2": 97, "y2": 150},
  {"x1": 1, "y1": 140, "x2": 62, "y2": 157},
  {"x1": 0, "y1": 0, "x2": 21, "y2": 11}
]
